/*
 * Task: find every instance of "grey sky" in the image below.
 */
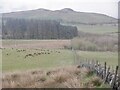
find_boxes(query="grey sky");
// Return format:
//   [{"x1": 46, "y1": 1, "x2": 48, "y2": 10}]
[{"x1": 0, "y1": 0, "x2": 119, "y2": 18}]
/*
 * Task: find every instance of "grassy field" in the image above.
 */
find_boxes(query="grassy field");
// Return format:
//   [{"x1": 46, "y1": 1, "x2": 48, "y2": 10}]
[
  {"x1": 77, "y1": 25, "x2": 118, "y2": 34},
  {"x1": 1, "y1": 40, "x2": 118, "y2": 88},
  {"x1": 2, "y1": 48, "x2": 74, "y2": 72},
  {"x1": 2, "y1": 40, "x2": 118, "y2": 72},
  {"x1": 77, "y1": 51, "x2": 118, "y2": 68},
  {"x1": 61, "y1": 23, "x2": 118, "y2": 34},
  {"x1": 2, "y1": 48, "x2": 118, "y2": 72},
  {"x1": 63, "y1": 23, "x2": 118, "y2": 34}
]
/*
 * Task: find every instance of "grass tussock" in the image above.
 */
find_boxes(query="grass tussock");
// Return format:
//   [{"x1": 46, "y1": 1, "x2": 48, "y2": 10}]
[{"x1": 2, "y1": 66, "x2": 106, "y2": 88}]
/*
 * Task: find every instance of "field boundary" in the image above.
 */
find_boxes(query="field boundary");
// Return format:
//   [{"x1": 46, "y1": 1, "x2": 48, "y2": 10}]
[
  {"x1": 71, "y1": 47, "x2": 119, "y2": 90},
  {"x1": 78, "y1": 59, "x2": 119, "y2": 90}
]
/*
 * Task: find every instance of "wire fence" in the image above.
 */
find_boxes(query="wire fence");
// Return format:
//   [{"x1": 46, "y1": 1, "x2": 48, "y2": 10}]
[{"x1": 72, "y1": 49, "x2": 120, "y2": 90}]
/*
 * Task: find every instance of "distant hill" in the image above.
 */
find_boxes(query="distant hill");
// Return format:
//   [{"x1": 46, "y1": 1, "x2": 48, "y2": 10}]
[{"x1": 3, "y1": 8, "x2": 117, "y2": 25}]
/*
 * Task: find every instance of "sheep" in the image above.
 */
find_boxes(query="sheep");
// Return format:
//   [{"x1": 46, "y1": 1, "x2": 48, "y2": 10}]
[
  {"x1": 48, "y1": 53, "x2": 50, "y2": 54},
  {"x1": 25, "y1": 54, "x2": 34, "y2": 58},
  {"x1": 6, "y1": 53, "x2": 9, "y2": 55},
  {"x1": 38, "y1": 53, "x2": 41, "y2": 55},
  {"x1": 58, "y1": 51, "x2": 60, "y2": 53}
]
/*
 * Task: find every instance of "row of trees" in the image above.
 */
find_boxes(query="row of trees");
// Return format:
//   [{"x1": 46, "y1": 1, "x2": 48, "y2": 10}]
[{"x1": 2, "y1": 18, "x2": 78, "y2": 39}]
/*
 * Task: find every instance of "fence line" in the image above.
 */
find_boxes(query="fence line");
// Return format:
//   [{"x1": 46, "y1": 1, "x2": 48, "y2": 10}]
[
  {"x1": 72, "y1": 49, "x2": 120, "y2": 90},
  {"x1": 78, "y1": 59, "x2": 119, "y2": 90}
]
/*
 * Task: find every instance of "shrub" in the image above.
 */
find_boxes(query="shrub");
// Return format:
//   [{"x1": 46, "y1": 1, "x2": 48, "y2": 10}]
[{"x1": 71, "y1": 32, "x2": 118, "y2": 52}]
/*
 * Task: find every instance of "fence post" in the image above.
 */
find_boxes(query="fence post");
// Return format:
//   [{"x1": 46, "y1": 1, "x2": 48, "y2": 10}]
[
  {"x1": 110, "y1": 66, "x2": 119, "y2": 89},
  {"x1": 97, "y1": 61, "x2": 100, "y2": 76},
  {"x1": 104, "y1": 62, "x2": 107, "y2": 79},
  {"x1": 104, "y1": 66, "x2": 110, "y2": 83},
  {"x1": 118, "y1": 64, "x2": 120, "y2": 90},
  {"x1": 92, "y1": 60, "x2": 94, "y2": 71},
  {"x1": 113, "y1": 66, "x2": 119, "y2": 89}
]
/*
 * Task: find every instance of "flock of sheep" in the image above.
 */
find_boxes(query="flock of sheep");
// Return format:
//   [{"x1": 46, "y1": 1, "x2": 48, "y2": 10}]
[{"x1": 4, "y1": 48, "x2": 61, "y2": 59}]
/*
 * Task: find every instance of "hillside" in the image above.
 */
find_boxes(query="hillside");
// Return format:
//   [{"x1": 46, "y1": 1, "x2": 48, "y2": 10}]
[{"x1": 3, "y1": 8, "x2": 117, "y2": 25}]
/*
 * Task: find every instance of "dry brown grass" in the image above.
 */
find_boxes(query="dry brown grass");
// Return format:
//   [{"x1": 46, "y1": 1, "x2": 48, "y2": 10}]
[
  {"x1": 2, "y1": 66, "x2": 103, "y2": 88},
  {"x1": 3, "y1": 40, "x2": 71, "y2": 49},
  {"x1": 72, "y1": 33, "x2": 118, "y2": 51}
]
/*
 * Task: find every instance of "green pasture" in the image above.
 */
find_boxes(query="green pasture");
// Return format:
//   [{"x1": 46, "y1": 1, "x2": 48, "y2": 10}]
[
  {"x1": 2, "y1": 48, "x2": 74, "y2": 72},
  {"x1": 77, "y1": 51, "x2": 118, "y2": 68},
  {"x1": 77, "y1": 25, "x2": 118, "y2": 34}
]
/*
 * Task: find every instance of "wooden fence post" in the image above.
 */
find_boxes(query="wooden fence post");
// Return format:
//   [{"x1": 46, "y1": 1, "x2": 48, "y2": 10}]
[
  {"x1": 110, "y1": 66, "x2": 119, "y2": 89},
  {"x1": 113, "y1": 66, "x2": 119, "y2": 89},
  {"x1": 78, "y1": 59, "x2": 119, "y2": 90},
  {"x1": 104, "y1": 66, "x2": 110, "y2": 83},
  {"x1": 104, "y1": 62, "x2": 107, "y2": 79}
]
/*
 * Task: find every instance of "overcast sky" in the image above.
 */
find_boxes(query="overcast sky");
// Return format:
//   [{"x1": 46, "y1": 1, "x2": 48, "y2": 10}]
[{"x1": 0, "y1": 0, "x2": 119, "y2": 18}]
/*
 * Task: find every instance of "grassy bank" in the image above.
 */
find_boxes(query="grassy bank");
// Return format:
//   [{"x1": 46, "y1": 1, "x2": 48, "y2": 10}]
[{"x1": 2, "y1": 66, "x2": 109, "y2": 88}]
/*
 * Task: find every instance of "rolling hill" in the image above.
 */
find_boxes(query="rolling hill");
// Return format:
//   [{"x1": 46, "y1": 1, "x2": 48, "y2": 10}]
[{"x1": 3, "y1": 8, "x2": 117, "y2": 25}]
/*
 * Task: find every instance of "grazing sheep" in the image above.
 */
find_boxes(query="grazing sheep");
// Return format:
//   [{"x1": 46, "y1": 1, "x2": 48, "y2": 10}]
[
  {"x1": 25, "y1": 55, "x2": 28, "y2": 58},
  {"x1": 28, "y1": 54, "x2": 34, "y2": 56},
  {"x1": 58, "y1": 51, "x2": 60, "y2": 53},
  {"x1": 38, "y1": 53, "x2": 41, "y2": 55},
  {"x1": 25, "y1": 54, "x2": 34, "y2": 58},
  {"x1": 48, "y1": 53, "x2": 50, "y2": 54},
  {"x1": 34, "y1": 53, "x2": 37, "y2": 55},
  {"x1": 23, "y1": 50, "x2": 26, "y2": 51},
  {"x1": 17, "y1": 50, "x2": 20, "y2": 52},
  {"x1": 41, "y1": 52, "x2": 44, "y2": 54},
  {"x1": 17, "y1": 49, "x2": 26, "y2": 52}
]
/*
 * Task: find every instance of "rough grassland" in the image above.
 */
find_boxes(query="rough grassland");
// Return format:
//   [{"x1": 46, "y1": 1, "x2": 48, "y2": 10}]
[{"x1": 2, "y1": 66, "x2": 109, "y2": 88}]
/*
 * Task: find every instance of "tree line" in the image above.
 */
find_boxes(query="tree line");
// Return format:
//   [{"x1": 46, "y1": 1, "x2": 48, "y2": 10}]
[{"x1": 2, "y1": 18, "x2": 78, "y2": 39}]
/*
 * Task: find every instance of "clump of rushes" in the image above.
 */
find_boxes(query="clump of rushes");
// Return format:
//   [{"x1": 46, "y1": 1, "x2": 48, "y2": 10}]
[{"x1": 2, "y1": 66, "x2": 108, "y2": 88}]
